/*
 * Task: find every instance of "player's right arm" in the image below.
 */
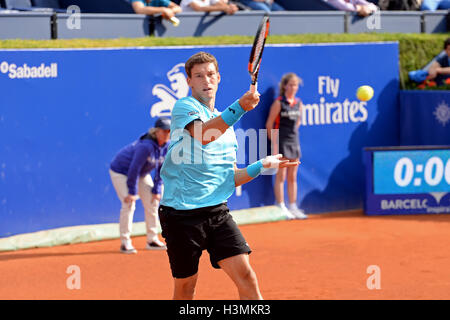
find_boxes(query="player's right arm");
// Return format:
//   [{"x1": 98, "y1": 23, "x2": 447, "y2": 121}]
[{"x1": 184, "y1": 92, "x2": 260, "y2": 145}]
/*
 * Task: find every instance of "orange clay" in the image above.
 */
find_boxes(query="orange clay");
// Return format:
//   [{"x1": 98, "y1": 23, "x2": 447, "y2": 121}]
[{"x1": 0, "y1": 210, "x2": 449, "y2": 300}]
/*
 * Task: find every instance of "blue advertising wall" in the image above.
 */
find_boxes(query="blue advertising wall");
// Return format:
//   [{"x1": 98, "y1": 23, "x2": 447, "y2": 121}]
[
  {"x1": 400, "y1": 90, "x2": 450, "y2": 146},
  {"x1": 0, "y1": 43, "x2": 400, "y2": 237}
]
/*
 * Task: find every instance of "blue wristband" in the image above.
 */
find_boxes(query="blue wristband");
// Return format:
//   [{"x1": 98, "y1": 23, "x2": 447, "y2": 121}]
[
  {"x1": 246, "y1": 160, "x2": 264, "y2": 178},
  {"x1": 221, "y1": 100, "x2": 246, "y2": 126}
]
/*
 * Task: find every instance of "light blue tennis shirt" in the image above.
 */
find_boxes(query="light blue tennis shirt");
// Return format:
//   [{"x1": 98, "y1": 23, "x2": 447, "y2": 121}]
[{"x1": 160, "y1": 96, "x2": 239, "y2": 210}]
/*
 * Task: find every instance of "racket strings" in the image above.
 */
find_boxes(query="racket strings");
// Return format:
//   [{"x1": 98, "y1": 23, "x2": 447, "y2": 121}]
[{"x1": 250, "y1": 24, "x2": 268, "y2": 74}]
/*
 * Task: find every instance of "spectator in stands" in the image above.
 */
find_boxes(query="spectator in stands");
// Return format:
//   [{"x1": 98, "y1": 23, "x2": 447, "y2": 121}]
[
  {"x1": 427, "y1": 37, "x2": 450, "y2": 85},
  {"x1": 325, "y1": 0, "x2": 378, "y2": 16},
  {"x1": 180, "y1": 0, "x2": 239, "y2": 14},
  {"x1": 420, "y1": 0, "x2": 450, "y2": 10},
  {"x1": 236, "y1": 0, "x2": 285, "y2": 12},
  {"x1": 131, "y1": 0, "x2": 182, "y2": 23}
]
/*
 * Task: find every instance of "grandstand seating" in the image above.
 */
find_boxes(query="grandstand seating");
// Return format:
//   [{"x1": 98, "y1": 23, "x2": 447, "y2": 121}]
[
  {"x1": 56, "y1": 13, "x2": 150, "y2": 39},
  {"x1": 0, "y1": 0, "x2": 448, "y2": 40},
  {"x1": 4, "y1": 0, "x2": 65, "y2": 12},
  {"x1": 423, "y1": 10, "x2": 449, "y2": 33},
  {"x1": 0, "y1": 11, "x2": 53, "y2": 39},
  {"x1": 276, "y1": 0, "x2": 337, "y2": 11},
  {"x1": 0, "y1": 7, "x2": 18, "y2": 12},
  {"x1": 267, "y1": 11, "x2": 345, "y2": 34},
  {"x1": 348, "y1": 11, "x2": 423, "y2": 33},
  {"x1": 154, "y1": 10, "x2": 345, "y2": 37},
  {"x1": 137, "y1": 10, "x2": 450, "y2": 38},
  {"x1": 58, "y1": 0, "x2": 134, "y2": 14},
  {"x1": 58, "y1": 0, "x2": 336, "y2": 13},
  {"x1": 154, "y1": 11, "x2": 266, "y2": 37},
  {"x1": 4, "y1": 0, "x2": 33, "y2": 10},
  {"x1": 32, "y1": 0, "x2": 65, "y2": 12}
]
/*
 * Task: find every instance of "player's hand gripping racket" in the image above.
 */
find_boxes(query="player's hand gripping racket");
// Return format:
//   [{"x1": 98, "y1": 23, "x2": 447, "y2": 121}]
[{"x1": 248, "y1": 15, "x2": 270, "y2": 94}]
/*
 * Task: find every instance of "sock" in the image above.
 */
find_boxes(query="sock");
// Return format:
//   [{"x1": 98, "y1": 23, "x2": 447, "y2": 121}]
[
  {"x1": 276, "y1": 202, "x2": 287, "y2": 209},
  {"x1": 122, "y1": 240, "x2": 133, "y2": 248}
]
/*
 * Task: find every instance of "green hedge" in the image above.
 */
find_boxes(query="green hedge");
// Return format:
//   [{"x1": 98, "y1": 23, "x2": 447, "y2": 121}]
[{"x1": 1, "y1": 33, "x2": 449, "y2": 89}]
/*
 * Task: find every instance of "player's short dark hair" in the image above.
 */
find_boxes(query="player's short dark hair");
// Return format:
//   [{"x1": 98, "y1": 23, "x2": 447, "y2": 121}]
[
  {"x1": 184, "y1": 52, "x2": 219, "y2": 78},
  {"x1": 444, "y1": 38, "x2": 450, "y2": 50}
]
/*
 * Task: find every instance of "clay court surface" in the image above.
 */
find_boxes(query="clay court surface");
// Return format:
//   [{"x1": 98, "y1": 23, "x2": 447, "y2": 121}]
[{"x1": 1, "y1": 210, "x2": 449, "y2": 300}]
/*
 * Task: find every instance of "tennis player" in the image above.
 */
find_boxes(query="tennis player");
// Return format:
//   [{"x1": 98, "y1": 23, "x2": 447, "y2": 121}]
[{"x1": 159, "y1": 52, "x2": 299, "y2": 300}]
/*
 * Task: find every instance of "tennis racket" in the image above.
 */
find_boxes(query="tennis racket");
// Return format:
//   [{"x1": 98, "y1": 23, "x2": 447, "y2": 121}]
[{"x1": 248, "y1": 15, "x2": 270, "y2": 94}]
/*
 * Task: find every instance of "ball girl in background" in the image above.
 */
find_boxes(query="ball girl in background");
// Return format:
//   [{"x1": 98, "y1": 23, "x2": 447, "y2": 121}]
[{"x1": 266, "y1": 73, "x2": 308, "y2": 220}]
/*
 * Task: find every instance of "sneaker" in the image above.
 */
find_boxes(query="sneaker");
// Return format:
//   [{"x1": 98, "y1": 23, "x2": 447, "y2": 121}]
[
  {"x1": 276, "y1": 203, "x2": 296, "y2": 220},
  {"x1": 290, "y1": 208, "x2": 308, "y2": 220},
  {"x1": 145, "y1": 239, "x2": 167, "y2": 250},
  {"x1": 120, "y1": 245, "x2": 137, "y2": 254}
]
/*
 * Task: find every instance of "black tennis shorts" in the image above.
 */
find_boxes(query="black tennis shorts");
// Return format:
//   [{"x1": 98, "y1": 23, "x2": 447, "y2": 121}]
[{"x1": 158, "y1": 203, "x2": 252, "y2": 279}]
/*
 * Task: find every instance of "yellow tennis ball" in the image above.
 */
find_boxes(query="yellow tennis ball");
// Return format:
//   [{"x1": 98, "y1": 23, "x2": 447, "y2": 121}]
[{"x1": 356, "y1": 85, "x2": 374, "y2": 102}]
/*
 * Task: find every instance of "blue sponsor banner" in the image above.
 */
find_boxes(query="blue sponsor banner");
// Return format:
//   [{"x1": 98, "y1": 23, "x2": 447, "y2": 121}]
[
  {"x1": 0, "y1": 43, "x2": 399, "y2": 237},
  {"x1": 366, "y1": 193, "x2": 450, "y2": 215},
  {"x1": 365, "y1": 147, "x2": 450, "y2": 215},
  {"x1": 400, "y1": 90, "x2": 450, "y2": 146}
]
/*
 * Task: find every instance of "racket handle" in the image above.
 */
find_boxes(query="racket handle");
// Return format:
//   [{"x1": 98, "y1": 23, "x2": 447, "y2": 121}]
[{"x1": 250, "y1": 82, "x2": 258, "y2": 94}]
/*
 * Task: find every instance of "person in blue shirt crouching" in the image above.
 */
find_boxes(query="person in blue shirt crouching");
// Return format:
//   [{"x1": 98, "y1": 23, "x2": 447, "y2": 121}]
[{"x1": 110, "y1": 117, "x2": 171, "y2": 254}]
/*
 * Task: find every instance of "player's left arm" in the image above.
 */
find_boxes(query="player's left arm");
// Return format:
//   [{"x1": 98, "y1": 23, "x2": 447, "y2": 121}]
[{"x1": 234, "y1": 163, "x2": 254, "y2": 187}]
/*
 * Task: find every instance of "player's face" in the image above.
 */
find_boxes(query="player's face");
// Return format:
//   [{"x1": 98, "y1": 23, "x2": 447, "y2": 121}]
[
  {"x1": 284, "y1": 78, "x2": 299, "y2": 97},
  {"x1": 187, "y1": 63, "x2": 221, "y2": 105},
  {"x1": 446, "y1": 45, "x2": 450, "y2": 57}
]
